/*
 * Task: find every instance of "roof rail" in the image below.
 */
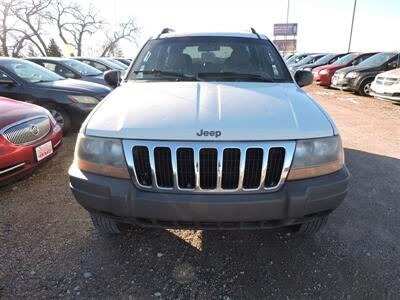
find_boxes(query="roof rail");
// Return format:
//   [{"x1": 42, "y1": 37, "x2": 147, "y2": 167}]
[
  {"x1": 157, "y1": 28, "x2": 175, "y2": 39},
  {"x1": 250, "y1": 27, "x2": 261, "y2": 39}
]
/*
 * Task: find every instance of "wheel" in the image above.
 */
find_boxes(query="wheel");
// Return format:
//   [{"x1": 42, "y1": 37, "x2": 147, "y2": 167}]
[
  {"x1": 358, "y1": 79, "x2": 373, "y2": 97},
  {"x1": 43, "y1": 104, "x2": 71, "y2": 134},
  {"x1": 294, "y1": 215, "x2": 328, "y2": 234},
  {"x1": 90, "y1": 213, "x2": 128, "y2": 235}
]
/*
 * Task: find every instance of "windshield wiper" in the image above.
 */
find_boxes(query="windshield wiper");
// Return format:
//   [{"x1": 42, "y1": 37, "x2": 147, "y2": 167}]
[
  {"x1": 133, "y1": 69, "x2": 202, "y2": 81},
  {"x1": 198, "y1": 72, "x2": 274, "y2": 82}
]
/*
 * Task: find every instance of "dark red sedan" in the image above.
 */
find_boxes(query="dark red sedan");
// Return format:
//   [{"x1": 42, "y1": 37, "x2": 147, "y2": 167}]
[
  {"x1": 312, "y1": 52, "x2": 377, "y2": 86},
  {"x1": 0, "y1": 97, "x2": 63, "y2": 186}
]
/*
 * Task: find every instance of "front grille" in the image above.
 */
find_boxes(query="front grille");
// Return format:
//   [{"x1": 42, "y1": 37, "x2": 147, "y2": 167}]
[
  {"x1": 124, "y1": 141, "x2": 295, "y2": 193},
  {"x1": 1, "y1": 116, "x2": 51, "y2": 146}
]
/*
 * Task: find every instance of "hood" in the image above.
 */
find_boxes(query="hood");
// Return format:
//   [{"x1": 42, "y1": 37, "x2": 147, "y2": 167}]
[
  {"x1": 85, "y1": 82, "x2": 334, "y2": 141},
  {"x1": 0, "y1": 97, "x2": 48, "y2": 129},
  {"x1": 336, "y1": 65, "x2": 381, "y2": 74},
  {"x1": 81, "y1": 75, "x2": 109, "y2": 86},
  {"x1": 313, "y1": 64, "x2": 344, "y2": 72},
  {"x1": 377, "y1": 68, "x2": 400, "y2": 78},
  {"x1": 34, "y1": 78, "x2": 111, "y2": 94}
]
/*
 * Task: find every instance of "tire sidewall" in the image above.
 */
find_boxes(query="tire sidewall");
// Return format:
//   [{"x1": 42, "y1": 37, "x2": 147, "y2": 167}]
[
  {"x1": 43, "y1": 104, "x2": 71, "y2": 134},
  {"x1": 359, "y1": 78, "x2": 373, "y2": 96}
]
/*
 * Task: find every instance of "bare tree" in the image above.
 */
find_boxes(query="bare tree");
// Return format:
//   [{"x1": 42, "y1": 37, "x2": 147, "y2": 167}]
[
  {"x1": 12, "y1": 0, "x2": 52, "y2": 56},
  {"x1": 49, "y1": 1, "x2": 105, "y2": 56},
  {"x1": 101, "y1": 18, "x2": 140, "y2": 56}
]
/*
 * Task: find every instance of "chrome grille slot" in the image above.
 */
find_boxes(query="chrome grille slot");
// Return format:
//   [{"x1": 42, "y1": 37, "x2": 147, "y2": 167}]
[
  {"x1": 265, "y1": 148, "x2": 286, "y2": 187},
  {"x1": 177, "y1": 148, "x2": 195, "y2": 189},
  {"x1": 221, "y1": 148, "x2": 240, "y2": 189},
  {"x1": 132, "y1": 146, "x2": 152, "y2": 186},
  {"x1": 243, "y1": 148, "x2": 263, "y2": 189},
  {"x1": 123, "y1": 140, "x2": 296, "y2": 193},
  {"x1": 154, "y1": 147, "x2": 173, "y2": 188},
  {"x1": 2, "y1": 116, "x2": 50, "y2": 146}
]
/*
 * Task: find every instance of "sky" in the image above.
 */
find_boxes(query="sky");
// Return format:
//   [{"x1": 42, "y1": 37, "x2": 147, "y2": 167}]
[{"x1": 87, "y1": 0, "x2": 400, "y2": 56}]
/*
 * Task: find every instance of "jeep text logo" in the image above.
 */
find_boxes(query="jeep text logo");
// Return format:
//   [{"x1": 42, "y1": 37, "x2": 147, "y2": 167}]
[{"x1": 196, "y1": 129, "x2": 221, "y2": 138}]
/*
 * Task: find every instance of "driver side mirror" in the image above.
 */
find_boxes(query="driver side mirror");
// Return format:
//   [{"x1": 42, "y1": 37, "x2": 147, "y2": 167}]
[
  {"x1": 0, "y1": 78, "x2": 15, "y2": 85},
  {"x1": 294, "y1": 70, "x2": 313, "y2": 87},
  {"x1": 104, "y1": 70, "x2": 121, "y2": 87}
]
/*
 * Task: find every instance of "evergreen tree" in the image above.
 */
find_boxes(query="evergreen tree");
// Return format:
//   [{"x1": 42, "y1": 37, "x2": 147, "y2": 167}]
[{"x1": 47, "y1": 38, "x2": 62, "y2": 57}]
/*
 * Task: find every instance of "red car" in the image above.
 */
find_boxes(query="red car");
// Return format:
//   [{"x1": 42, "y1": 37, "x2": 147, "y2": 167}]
[
  {"x1": 312, "y1": 52, "x2": 377, "y2": 86},
  {"x1": 0, "y1": 97, "x2": 63, "y2": 186}
]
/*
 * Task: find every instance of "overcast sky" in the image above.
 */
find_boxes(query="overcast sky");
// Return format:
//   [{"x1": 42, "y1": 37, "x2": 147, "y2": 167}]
[{"x1": 89, "y1": 0, "x2": 400, "y2": 56}]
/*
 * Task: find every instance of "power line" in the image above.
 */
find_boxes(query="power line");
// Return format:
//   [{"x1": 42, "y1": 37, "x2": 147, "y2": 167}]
[{"x1": 348, "y1": 0, "x2": 357, "y2": 52}]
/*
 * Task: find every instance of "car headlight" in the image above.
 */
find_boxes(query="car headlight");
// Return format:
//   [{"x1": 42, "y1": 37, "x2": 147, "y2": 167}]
[
  {"x1": 304, "y1": 67, "x2": 312, "y2": 71},
  {"x1": 287, "y1": 136, "x2": 344, "y2": 180},
  {"x1": 68, "y1": 95, "x2": 99, "y2": 104},
  {"x1": 75, "y1": 134, "x2": 129, "y2": 179},
  {"x1": 345, "y1": 72, "x2": 358, "y2": 79},
  {"x1": 319, "y1": 69, "x2": 329, "y2": 75}
]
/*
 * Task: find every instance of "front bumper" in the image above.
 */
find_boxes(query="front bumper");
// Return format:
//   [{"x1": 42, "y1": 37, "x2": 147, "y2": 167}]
[
  {"x1": 313, "y1": 73, "x2": 333, "y2": 86},
  {"x1": 69, "y1": 164, "x2": 350, "y2": 230}
]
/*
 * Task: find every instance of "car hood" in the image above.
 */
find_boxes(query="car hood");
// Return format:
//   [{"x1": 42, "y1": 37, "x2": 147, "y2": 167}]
[
  {"x1": 313, "y1": 64, "x2": 344, "y2": 72},
  {"x1": 84, "y1": 82, "x2": 334, "y2": 141},
  {"x1": 34, "y1": 78, "x2": 111, "y2": 94},
  {"x1": 376, "y1": 68, "x2": 400, "y2": 78},
  {"x1": 336, "y1": 65, "x2": 381, "y2": 74},
  {"x1": 0, "y1": 97, "x2": 48, "y2": 129}
]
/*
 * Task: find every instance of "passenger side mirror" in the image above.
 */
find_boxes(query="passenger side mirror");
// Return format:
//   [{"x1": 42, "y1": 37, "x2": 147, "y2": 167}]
[
  {"x1": 352, "y1": 60, "x2": 358, "y2": 66},
  {"x1": 294, "y1": 70, "x2": 313, "y2": 87},
  {"x1": 387, "y1": 61, "x2": 398, "y2": 69},
  {"x1": 64, "y1": 72, "x2": 78, "y2": 79},
  {"x1": 104, "y1": 70, "x2": 121, "y2": 87},
  {"x1": 0, "y1": 78, "x2": 15, "y2": 85}
]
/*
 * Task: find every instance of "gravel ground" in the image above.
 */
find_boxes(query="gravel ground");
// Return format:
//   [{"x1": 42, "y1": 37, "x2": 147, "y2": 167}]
[{"x1": 0, "y1": 85, "x2": 399, "y2": 299}]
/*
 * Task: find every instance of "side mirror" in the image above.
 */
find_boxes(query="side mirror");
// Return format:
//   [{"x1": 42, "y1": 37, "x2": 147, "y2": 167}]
[
  {"x1": 387, "y1": 61, "x2": 398, "y2": 69},
  {"x1": 65, "y1": 72, "x2": 78, "y2": 79},
  {"x1": 294, "y1": 70, "x2": 313, "y2": 87},
  {"x1": 352, "y1": 61, "x2": 357, "y2": 66},
  {"x1": 104, "y1": 70, "x2": 121, "y2": 87},
  {"x1": 0, "y1": 78, "x2": 15, "y2": 85}
]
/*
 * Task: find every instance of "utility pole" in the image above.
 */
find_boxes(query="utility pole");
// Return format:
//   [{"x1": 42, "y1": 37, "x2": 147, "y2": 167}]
[
  {"x1": 284, "y1": 0, "x2": 290, "y2": 53},
  {"x1": 348, "y1": 0, "x2": 357, "y2": 52}
]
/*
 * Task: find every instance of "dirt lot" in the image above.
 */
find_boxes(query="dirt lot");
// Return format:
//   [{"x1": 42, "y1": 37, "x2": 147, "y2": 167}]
[{"x1": 1, "y1": 85, "x2": 399, "y2": 299}]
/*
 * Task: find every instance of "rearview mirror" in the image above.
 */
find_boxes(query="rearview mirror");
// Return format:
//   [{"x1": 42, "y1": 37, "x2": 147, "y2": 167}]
[
  {"x1": 294, "y1": 70, "x2": 313, "y2": 87},
  {"x1": 0, "y1": 78, "x2": 15, "y2": 85},
  {"x1": 104, "y1": 70, "x2": 121, "y2": 87}
]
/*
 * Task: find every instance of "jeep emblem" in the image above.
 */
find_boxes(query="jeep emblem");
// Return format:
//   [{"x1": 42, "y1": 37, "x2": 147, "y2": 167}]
[{"x1": 196, "y1": 129, "x2": 221, "y2": 138}]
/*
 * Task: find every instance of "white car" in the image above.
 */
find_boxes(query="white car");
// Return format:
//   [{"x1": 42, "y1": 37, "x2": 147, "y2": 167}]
[
  {"x1": 370, "y1": 68, "x2": 400, "y2": 102},
  {"x1": 69, "y1": 29, "x2": 350, "y2": 235}
]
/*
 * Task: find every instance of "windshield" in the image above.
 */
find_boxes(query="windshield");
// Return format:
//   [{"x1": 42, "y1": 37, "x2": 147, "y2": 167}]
[
  {"x1": 334, "y1": 53, "x2": 358, "y2": 65},
  {"x1": 314, "y1": 54, "x2": 336, "y2": 65},
  {"x1": 97, "y1": 58, "x2": 126, "y2": 71},
  {"x1": 128, "y1": 36, "x2": 292, "y2": 82},
  {"x1": 2, "y1": 60, "x2": 63, "y2": 83},
  {"x1": 104, "y1": 58, "x2": 129, "y2": 69},
  {"x1": 286, "y1": 54, "x2": 308, "y2": 64},
  {"x1": 358, "y1": 52, "x2": 397, "y2": 67},
  {"x1": 63, "y1": 59, "x2": 102, "y2": 76}
]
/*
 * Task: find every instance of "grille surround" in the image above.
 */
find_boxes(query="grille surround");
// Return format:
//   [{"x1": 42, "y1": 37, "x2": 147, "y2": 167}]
[
  {"x1": 1, "y1": 116, "x2": 51, "y2": 146},
  {"x1": 123, "y1": 140, "x2": 296, "y2": 194}
]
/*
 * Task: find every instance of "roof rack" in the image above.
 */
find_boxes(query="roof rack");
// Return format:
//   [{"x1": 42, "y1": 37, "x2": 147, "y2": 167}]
[
  {"x1": 250, "y1": 27, "x2": 261, "y2": 39},
  {"x1": 157, "y1": 28, "x2": 175, "y2": 39}
]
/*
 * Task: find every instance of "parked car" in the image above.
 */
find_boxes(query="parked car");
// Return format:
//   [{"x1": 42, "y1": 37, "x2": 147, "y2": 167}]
[
  {"x1": 27, "y1": 57, "x2": 109, "y2": 86},
  {"x1": 102, "y1": 58, "x2": 129, "y2": 70},
  {"x1": 69, "y1": 29, "x2": 349, "y2": 236},
  {"x1": 370, "y1": 68, "x2": 400, "y2": 102},
  {"x1": 0, "y1": 97, "x2": 63, "y2": 187},
  {"x1": 288, "y1": 53, "x2": 326, "y2": 73},
  {"x1": 113, "y1": 58, "x2": 132, "y2": 66},
  {"x1": 313, "y1": 52, "x2": 377, "y2": 86},
  {"x1": 74, "y1": 57, "x2": 127, "y2": 75},
  {"x1": 0, "y1": 58, "x2": 112, "y2": 133},
  {"x1": 286, "y1": 53, "x2": 314, "y2": 65},
  {"x1": 298, "y1": 53, "x2": 348, "y2": 71},
  {"x1": 331, "y1": 52, "x2": 399, "y2": 96}
]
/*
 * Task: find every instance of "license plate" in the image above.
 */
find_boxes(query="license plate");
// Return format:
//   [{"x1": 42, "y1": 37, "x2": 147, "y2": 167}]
[{"x1": 35, "y1": 141, "x2": 53, "y2": 161}]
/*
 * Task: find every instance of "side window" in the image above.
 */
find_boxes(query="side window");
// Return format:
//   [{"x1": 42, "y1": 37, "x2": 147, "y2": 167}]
[
  {"x1": 92, "y1": 62, "x2": 108, "y2": 72},
  {"x1": 43, "y1": 62, "x2": 70, "y2": 76}
]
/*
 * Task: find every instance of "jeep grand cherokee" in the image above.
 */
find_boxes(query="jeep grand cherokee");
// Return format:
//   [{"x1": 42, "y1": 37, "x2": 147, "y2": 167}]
[{"x1": 69, "y1": 29, "x2": 350, "y2": 235}]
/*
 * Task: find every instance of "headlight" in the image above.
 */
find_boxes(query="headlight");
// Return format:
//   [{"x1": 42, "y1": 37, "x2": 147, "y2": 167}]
[
  {"x1": 345, "y1": 72, "x2": 358, "y2": 79},
  {"x1": 319, "y1": 69, "x2": 329, "y2": 75},
  {"x1": 75, "y1": 134, "x2": 129, "y2": 179},
  {"x1": 67, "y1": 95, "x2": 99, "y2": 104},
  {"x1": 304, "y1": 67, "x2": 312, "y2": 71},
  {"x1": 287, "y1": 136, "x2": 344, "y2": 180}
]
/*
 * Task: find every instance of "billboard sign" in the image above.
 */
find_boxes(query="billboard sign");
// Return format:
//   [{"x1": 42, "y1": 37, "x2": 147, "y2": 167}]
[
  {"x1": 273, "y1": 23, "x2": 298, "y2": 36},
  {"x1": 273, "y1": 39, "x2": 297, "y2": 52}
]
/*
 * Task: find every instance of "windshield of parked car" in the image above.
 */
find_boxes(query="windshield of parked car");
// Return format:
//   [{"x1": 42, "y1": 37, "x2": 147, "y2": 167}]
[
  {"x1": 104, "y1": 58, "x2": 129, "y2": 69},
  {"x1": 358, "y1": 52, "x2": 397, "y2": 67},
  {"x1": 63, "y1": 59, "x2": 102, "y2": 76},
  {"x1": 2, "y1": 60, "x2": 64, "y2": 83},
  {"x1": 128, "y1": 36, "x2": 292, "y2": 82},
  {"x1": 334, "y1": 53, "x2": 359, "y2": 65},
  {"x1": 97, "y1": 58, "x2": 126, "y2": 71},
  {"x1": 313, "y1": 54, "x2": 336, "y2": 65},
  {"x1": 286, "y1": 54, "x2": 308, "y2": 64}
]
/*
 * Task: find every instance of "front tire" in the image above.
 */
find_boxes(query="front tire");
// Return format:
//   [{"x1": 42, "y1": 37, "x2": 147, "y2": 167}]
[
  {"x1": 358, "y1": 79, "x2": 373, "y2": 97},
  {"x1": 294, "y1": 215, "x2": 328, "y2": 234},
  {"x1": 43, "y1": 104, "x2": 71, "y2": 134},
  {"x1": 90, "y1": 213, "x2": 128, "y2": 236}
]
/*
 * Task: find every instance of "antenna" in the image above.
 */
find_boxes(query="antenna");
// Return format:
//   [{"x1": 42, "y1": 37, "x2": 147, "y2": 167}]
[
  {"x1": 250, "y1": 27, "x2": 261, "y2": 39},
  {"x1": 157, "y1": 28, "x2": 175, "y2": 39}
]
